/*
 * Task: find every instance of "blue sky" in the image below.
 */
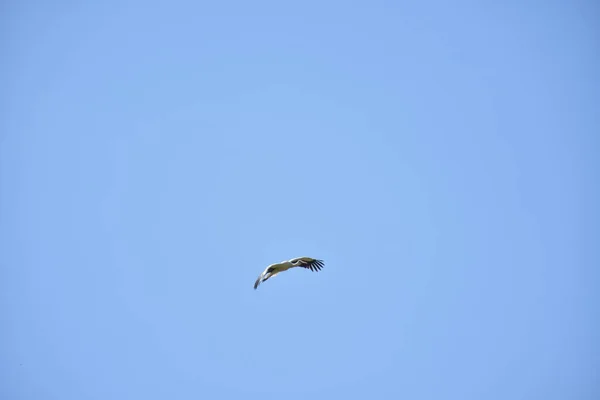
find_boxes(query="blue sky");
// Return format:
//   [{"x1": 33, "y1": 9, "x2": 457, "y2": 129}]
[{"x1": 1, "y1": 1, "x2": 598, "y2": 399}]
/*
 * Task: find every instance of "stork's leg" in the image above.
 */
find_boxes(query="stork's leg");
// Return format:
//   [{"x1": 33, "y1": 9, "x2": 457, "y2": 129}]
[
  {"x1": 262, "y1": 267, "x2": 276, "y2": 282},
  {"x1": 262, "y1": 270, "x2": 280, "y2": 282}
]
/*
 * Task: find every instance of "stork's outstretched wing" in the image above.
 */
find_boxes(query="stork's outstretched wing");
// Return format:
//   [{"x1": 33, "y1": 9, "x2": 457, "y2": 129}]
[
  {"x1": 289, "y1": 257, "x2": 325, "y2": 272},
  {"x1": 254, "y1": 257, "x2": 324, "y2": 290},
  {"x1": 253, "y1": 264, "x2": 281, "y2": 290}
]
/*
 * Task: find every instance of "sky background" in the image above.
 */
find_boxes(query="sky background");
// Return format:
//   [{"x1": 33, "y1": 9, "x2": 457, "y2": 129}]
[{"x1": 1, "y1": 1, "x2": 598, "y2": 399}]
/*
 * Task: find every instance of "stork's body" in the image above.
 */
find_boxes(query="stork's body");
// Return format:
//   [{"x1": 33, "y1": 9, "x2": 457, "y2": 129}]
[{"x1": 254, "y1": 257, "x2": 324, "y2": 289}]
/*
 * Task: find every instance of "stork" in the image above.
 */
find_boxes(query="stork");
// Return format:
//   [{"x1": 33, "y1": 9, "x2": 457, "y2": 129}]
[{"x1": 254, "y1": 257, "x2": 324, "y2": 289}]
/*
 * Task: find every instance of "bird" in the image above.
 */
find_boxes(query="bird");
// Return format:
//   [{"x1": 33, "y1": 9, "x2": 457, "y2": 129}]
[{"x1": 254, "y1": 257, "x2": 324, "y2": 289}]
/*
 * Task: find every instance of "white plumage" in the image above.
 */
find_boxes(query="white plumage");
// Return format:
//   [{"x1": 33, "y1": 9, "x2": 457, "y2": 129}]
[{"x1": 254, "y1": 257, "x2": 325, "y2": 289}]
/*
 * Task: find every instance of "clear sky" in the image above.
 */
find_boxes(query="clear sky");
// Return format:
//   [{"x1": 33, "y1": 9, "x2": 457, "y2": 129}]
[{"x1": 1, "y1": 1, "x2": 598, "y2": 399}]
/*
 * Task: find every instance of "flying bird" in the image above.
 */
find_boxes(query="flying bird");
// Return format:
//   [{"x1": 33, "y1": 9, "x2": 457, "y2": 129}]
[{"x1": 254, "y1": 257, "x2": 324, "y2": 289}]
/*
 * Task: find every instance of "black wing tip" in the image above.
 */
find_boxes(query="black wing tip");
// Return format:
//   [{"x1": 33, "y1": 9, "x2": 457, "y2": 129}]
[
  {"x1": 310, "y1": 259, "x2": 325, "y2": 272},
  {"x1": 293, "y1": 258, "x2": 325, "y2": 271}
]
